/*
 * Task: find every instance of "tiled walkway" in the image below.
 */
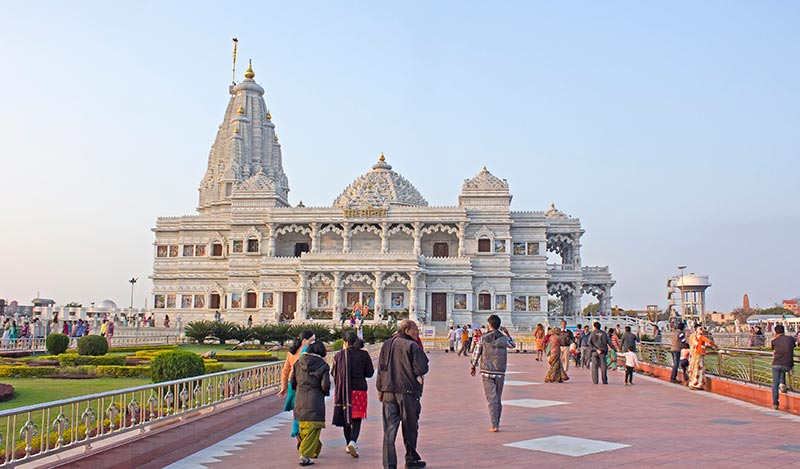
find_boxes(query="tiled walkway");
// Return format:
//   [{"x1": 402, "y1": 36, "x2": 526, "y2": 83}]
[{"x1": 167, "y1": 352, "x2": 800, "y2": 468}]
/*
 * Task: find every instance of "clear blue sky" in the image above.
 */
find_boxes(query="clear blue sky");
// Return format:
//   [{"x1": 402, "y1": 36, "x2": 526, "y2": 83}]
[{"x1": 1, "y1": 1, "x2": 798, "y2": 312}]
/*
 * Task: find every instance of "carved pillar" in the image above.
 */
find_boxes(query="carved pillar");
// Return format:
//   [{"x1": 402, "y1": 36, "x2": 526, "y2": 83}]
[
  {"x1": 310, "y1": 223, "x2": 319, "y2": 253},
  {"x1": 342, "y1": 223, "x2": 351, "y2": 254},
  {"x1": 381, "y1": 222, "x2": 389, "y2": 254},
  {"x1": 574, "y1": 234, "x2": 582, "y2": 266},
  {"x1": 409, "y1": 272, "x2": 419, "y2": 323},
  {"x1": 297, "y1": 272, "x2": 309, "y2": 321},
  {"x1": 267, "y1": 223, "x2": 277, "y2": 257},
  {"x1": 413, "y1": 222, "x2": 422, "y2": 256},
  {"x1": 604, "y1": 285, "x2": 613, "y2": 315},
  {"x1": 571, "y1": 284, "x2": 582, "y2": 317},
  {"x1": 457, "y1": 222, "x2": 466, "y2": 257},
  {"x1": 373, "y1": 271, "x2": 384, "y2": 320},
  {"x1": 333, "y1": 271, "x2": 343, "y2": 321}
]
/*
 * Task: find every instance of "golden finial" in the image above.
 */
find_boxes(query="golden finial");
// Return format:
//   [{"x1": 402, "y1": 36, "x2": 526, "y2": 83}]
[
  {"x1": 244, "y1": 59, "x2": 255, "y2": 79},
  {"x1": 266, "y1": 111, "x2": 272, "y2": 120},
  {"x1": 234, "y1": 126, "x2": 240, "y2": 134},
  {"x1": 274, "y1": 135, "x2": 279, "y2": 142},
  {"x1": 379, "y1": 152, "x2": 385, "y2": 162},
  {"x1": 482, "y1": 165, "x2": 487, "y2": 171},
  {"x1": 237, "y1": 105, "x2": 245, "y2": 115}
]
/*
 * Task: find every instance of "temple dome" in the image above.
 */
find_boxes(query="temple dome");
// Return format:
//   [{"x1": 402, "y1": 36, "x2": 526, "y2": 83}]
[{"x1": 333, "y1": 154, "x2": 428, "y2": 209}]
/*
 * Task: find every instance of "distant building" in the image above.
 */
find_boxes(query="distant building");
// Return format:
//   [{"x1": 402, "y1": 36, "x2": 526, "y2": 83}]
[
  {"x1": 783, "y1": 299, "x2": 799, "y2": 315},
  {"x1": 743, "y1": 294, "x2": 750, "y2": 310}
]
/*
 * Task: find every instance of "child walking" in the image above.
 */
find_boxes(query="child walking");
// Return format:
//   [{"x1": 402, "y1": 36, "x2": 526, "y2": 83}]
[
  {"x1": 679, "y1": 342, "x2": 690, "y2": 384},
  {"x1": 620, "y1": 346, "x2": 640, "y2": 385}
]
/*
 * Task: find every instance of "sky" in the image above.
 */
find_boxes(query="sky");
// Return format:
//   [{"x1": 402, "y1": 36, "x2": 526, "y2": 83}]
[{"x1": 1, "y1": 1, "x2": 798, "y2": 312}]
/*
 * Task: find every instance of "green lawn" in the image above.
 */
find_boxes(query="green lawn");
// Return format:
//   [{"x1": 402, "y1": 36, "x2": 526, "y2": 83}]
[
  {"x1": 0, "y1": 377, "x2": 151, "y2": 412},
  {"x1": 176, "y1": 343, "x2": 287, "y2": 360}
]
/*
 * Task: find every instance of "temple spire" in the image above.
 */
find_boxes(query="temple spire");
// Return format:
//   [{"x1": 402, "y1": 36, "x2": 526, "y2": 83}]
[{"x1": 244, "y1": 59, "x2": 255, "y2": 79}]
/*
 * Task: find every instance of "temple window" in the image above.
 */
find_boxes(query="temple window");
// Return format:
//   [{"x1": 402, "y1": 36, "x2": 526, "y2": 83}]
[
  {"x1": 232, "y1": 240, "x2": 243, "y2": 253},
  {"x1": 210, "y1": 293, "x2": 221, "y2": 309},
  {"x1": 212, "y1": 243, "x2": 223, "y2": 256},
  {"x1": 294, "y1": 243, "x2": 310, "y2": 257},
  {"x1": 478, "y1": 238, "x2": 491, "y2": 253},
  {"x1": 433, "y1": 242, "x2": 449, "y2": 258},
  {"x1": 168, "y1": 245, "x2": 179, "y2": 257},
  {"x1": 156, "y1": 246, "x2": 168, "y2": 258},
  {"x1": 195, "y1": 244, "x2": 206, "y2": 256},
  {"x1": 182, "y1": 245, "x2": 195, "y2": 257},
  {"x1": 478, "y1": 293, "x2": 492, "y2": 310},
  {"x1": 247, "y1": 239, "x2": 260, "y2": 253}
]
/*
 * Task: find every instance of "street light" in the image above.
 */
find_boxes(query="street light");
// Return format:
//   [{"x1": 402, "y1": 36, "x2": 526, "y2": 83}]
[
  {"x1": 677, "y1": 265, "x2": 687, "y2": 322},
  {"x1": 129, "y1": 278, "x2": 138, "y2": 310}
]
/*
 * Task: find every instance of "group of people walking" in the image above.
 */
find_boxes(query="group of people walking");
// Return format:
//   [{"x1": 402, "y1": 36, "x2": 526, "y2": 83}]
[{"x1": 278, "y1": 319, "x2": 429, "y2": 468}]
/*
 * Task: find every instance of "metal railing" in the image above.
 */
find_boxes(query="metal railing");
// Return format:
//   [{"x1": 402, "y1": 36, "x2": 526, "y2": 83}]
[
  {"x1": 638, "y1": 342, "x2": 799, "y2": 390},
  {"x1": 0, "y1": 343, "x2": 381, "y2": 467},
  {"x1": 0, "y1": 336, "x2": 179, "y2": 354}
]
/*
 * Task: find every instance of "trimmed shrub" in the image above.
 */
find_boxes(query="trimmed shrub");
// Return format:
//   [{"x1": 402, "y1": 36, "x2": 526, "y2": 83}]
[
  {"x1": 0, "y1": 383, "x2": 14, "y2": 402},
  {"x1": 77, "y1": 335, "x2": 109, "y2": 356},
  {"x1": 184, "y1": 321, "x2": 215, "y2": 344},
  {"x1": 58, "y1": 354, "x2": 125, "y2": 367},
  {"x1": 109, "y1": 344, "x2": 179, "y2": 354},
  {"x1": 332, "y1": 339, "x2": 344, "y2": 351},
  {"x1": 151, "y1": 350, "x2": 205, "y2": 383},
  {"x1": 214, "y1": 352, "x2": 275, "y2": 362},
  {"x1": 96, "y1": 365, "x2": 151, "y2": 378},
  {"x1": 203, "y1": 360, "x2": 224, "y2": 373},
  {"x1": 0, "y1": 366, "x2": 58, "y2": 378},
  {"x1": 46, "y1": 333, "x2": 70, "y2": 355}
]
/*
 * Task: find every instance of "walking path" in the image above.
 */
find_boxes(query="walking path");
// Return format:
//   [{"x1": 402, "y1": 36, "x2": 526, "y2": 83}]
[{"x1": 156, "y1": 351, "x2": 800, "y2": 468}]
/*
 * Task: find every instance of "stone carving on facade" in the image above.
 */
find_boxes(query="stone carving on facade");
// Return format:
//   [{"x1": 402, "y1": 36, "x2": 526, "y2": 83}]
[
  {"x1": 308, "y1": 273, "x2": 334, "y2": 287},
  {"x1": 388, "y1": 223, "x2": 414, "y2": 237},
  {"x1": 237, "y1": 169, "x2": 276, "y2": 192},
  {"x1": 381, "y1": 273, "x2": 411, "y2": 288},
  {"x1": 462, "y1": 167, "x2": 509, "y2": 192},
  {"x1": 351, "y1": 223, "x2": 382, "y2": 236},
  {"x1": 421, "y1": 223, "x2": 459, "y2": 236},
  {"x1": 342, "y1": 273, "x2": 374, "y2": 285},
  {"x1": 333, "y1": 155, "x2": 428, "y2": 209},
  {"x1": 318, "y1": 223, "x2": 343, "y2": 236},
  {"x1": 275, "y1": 224, "x2": 312, "y2": 236},
  {"x1": 545, "y1": 203, "x2": 570, "y2": 219},
  {"x1": 473, "y1": 225, "x2": 495, "y2": 240}
]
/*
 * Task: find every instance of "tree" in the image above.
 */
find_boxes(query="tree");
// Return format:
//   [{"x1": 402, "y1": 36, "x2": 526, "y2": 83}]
[
  {"x1": 548, "y1": 299, "x2": 563, "y2": 314},
  {"x1": 730, "y1": 307, "x2": 754, "y2": 324},
  {"x1": 583, "y1": 302, "x2": 599, "y2": 315}
]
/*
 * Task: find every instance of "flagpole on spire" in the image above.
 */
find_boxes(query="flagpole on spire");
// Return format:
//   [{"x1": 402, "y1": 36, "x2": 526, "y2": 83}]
[{"x1": 231, "y1": 38, "x2": 239, "y2": 85}]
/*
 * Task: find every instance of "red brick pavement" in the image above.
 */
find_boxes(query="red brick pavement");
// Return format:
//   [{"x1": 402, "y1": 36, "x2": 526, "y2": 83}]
[{"x1": 179, "y1": 352, "x2": 800, "y2": 468}]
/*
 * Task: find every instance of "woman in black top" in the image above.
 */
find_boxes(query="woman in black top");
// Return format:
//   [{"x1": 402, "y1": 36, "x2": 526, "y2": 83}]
[{"x1": 331, "y1": 331, "x2": 374, "y2": 458}]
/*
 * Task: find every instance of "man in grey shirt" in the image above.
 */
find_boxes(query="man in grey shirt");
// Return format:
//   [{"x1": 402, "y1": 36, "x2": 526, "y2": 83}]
[{"x1": 470, "y1": 314, "x2": 515, "y2": 432}]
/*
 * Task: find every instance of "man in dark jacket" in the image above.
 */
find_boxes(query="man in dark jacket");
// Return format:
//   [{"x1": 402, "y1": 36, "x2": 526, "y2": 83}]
[
  {"x1": 589, "y1": 321, "x2": 615, "y2": 384},
  {"x1": 470, "y1": 314, "x2": 515, "y2": 432},
  {"x1": 377, "y1": 319, "x2": 429, "y2": 469},
  {"x1": 771, "y1": 324, "x2": 796, "y2": 410}
]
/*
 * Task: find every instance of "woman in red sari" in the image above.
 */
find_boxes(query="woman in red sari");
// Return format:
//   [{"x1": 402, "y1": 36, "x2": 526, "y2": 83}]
[
  {"x1": 331, "y1": 331, "x2": 374, "y2": 458},
  {"x1": 544, "y1": 327, "x2": 569, "y2": 383}
]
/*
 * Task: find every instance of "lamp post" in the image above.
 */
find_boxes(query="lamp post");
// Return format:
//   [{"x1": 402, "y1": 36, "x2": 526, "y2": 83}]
[
  {"x1": 677, "y1": 265, "x2": 687, "y2": 322},
  {"x1": 128, "y1": 278, "x2": 138, "y2": 311}
]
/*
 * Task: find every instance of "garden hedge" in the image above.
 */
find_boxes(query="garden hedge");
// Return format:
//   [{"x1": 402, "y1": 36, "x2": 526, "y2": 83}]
[
  {"x1": 203, "y1": 360, "x2": 224, "y2": 373},
  {"x1": 214, "y1": 352, "x2": 276, "y2": 362},
  {"x1": 46, "y1": 334, "x2": 70, "y2": 355},
  {"x1": 109, "y1": 344, "x2": 178, "y2": 354},
  {"x1": 96, "y1": 365, "x2": 152, "y2": 378},
  {"x1": 77, "y1": 335, "x2": 109, "y2": 356},
  {"x1": 58, "y1": 354, "x2": 125, "y2": 367},
  {"x1": 0, "y1": 366, "x2": 58, "y2": 378},
  {"x1": 151, "y1": 350, "x2": 205, "y2": 383}
]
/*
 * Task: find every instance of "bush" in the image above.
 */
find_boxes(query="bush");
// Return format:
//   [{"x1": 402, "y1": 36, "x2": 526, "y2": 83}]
[
  {"x1": 289, "y1": 324, "x2": 334, "y2": 343},
  {"x1": 214, "y1": 352, "x2": 276, "y2": 362},
  {"x1": 96, "y1": 365, "x2": 151, "y2": 378},
  {"x1": 184, "y1": 321, "x2": 215, "y2": 345},
  {"x1": 150, "y1": 350, "x2": 205, "y2": 383},
  {"x1": 332, "y1": 339, "x2": 344, "y2": 351},
  {"x1": 55, "y1": 365, "x2": 97, "y2": 377},
  {"x1": 58, "y1": 354, "x2": 125, "y2": 367},
  {"x1": 0, "y1": 383, "x2": 14, "y2": 402},
  {"x1": 77, "y1": 335, "x2": 109, "y2": 356},
  {"x1": 212, "y1": 321, "x2": 237, "y2": 345},
  {"x1": 46, "y1": 334, "x2": 70, "y2": 355},
  {"x1": 203, "y1": 360, "x2": 224, "y2": 373},
  {"x1": 0, "y1": 366, "x2": 58, "y2": 378},
  {"x1": 109, "y1": 344, "x2": 179, "y2": 354},
  {"x1": 133, "y1": 349, "x2": 173, "y2": 359}
]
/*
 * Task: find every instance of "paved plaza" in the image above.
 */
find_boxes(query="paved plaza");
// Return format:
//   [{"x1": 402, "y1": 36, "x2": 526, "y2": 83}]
[{"x1": 103, "y1": 351, "x2": 800, "y2": 469}]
